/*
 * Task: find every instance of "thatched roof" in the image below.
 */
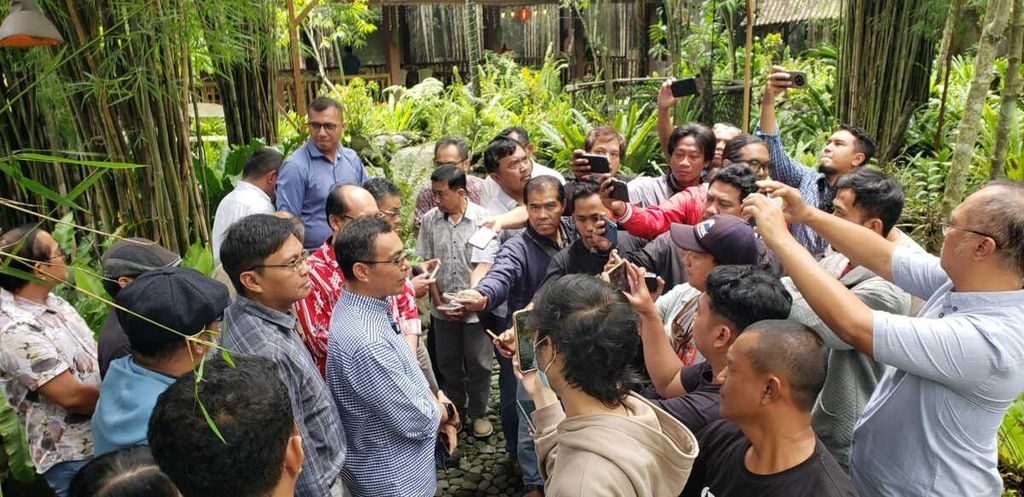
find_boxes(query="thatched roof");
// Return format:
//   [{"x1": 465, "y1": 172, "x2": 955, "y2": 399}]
[{"x1": 754, "y1": 0, "x2": 841, "y2": 26}]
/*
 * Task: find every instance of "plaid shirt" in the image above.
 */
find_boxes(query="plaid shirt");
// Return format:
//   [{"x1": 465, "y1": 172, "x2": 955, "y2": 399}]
[
  {"x1": 755, "y1": 126, "x2": 831, "y2": 256},
  {"x1": 327, "y1": 290, "x2": 439, "y2": 497},
  {"x1": 413, "y1": 174, "x2": 485, "y2": 235},
  {"x1": 295, "y1": 238, "x2": 420, "y2": 376},
  {"x1": 222, "y1": 296, "x2": 346, "y2": 497}
]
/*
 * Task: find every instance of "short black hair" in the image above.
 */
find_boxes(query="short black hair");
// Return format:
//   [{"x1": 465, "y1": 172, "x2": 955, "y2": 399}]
[
  {"x1": 744, "y1": 320, "x2": 827, "y2": 413},
  {"x1": 364, "y1": 177, "x2": 401, "y2": 204},
  {"x1": 523, "y1": 175, "x2": 564, "y2": 205},
  {"x1": 334, "y1": 216, "x2": 393, "y2": 280},
  {"x1": 584, "y1": 126, "x2": 625, "y2": 161},
  {"x1": 838, "y1": 124, "x2": 876, "y2": 164},
  {"x1": 69, "y1": 446, "x2": 178, "y2": 497},
  {"x1": 242, "y1": 147, "x2": 283, "y2": 180},
  {"x1": 309, "y1": 96, "x2": 343, "y2": 115},
  {"x1": 498, "y1": 126, "x2": 531, "y2": 146},
  {"x1": 148, "y1": 356, "x2": 294, "y2": 497},
  {"x1": 220, "y1": 214, "x2": 295, "y2": 296},
  {"x1": 722, "y1": 134, "x2": 766, "y2": 164},
  {"x1": 834, "y1": 168, "x2": 904, "y2": 236},
  {"x1": 530, "y1": 274, "x2": 639, "y2": 407},
  {"x1": 667, "y1": 123, "x2": 715, "y2": 164},
  {"x1": 0, "y1": 224, "x2": 50, "y2": 292},
  {"x1": 570, "y1": 179, "x2": 601, "y2": 211},
  {"x1": 483, "y1": 136, "x2": 521, "y2": 174},
  {"x1": 434, "y1": 136, "x2": 469, "y2": 163},
  {"x1": 708, "y1": 163, "x2": 759, "y2": 200},
  {"x1": 430, "y1": 164, "x2": 467, "y2": 191},
  {"x1": 704, "y1": 266, "x2": 791, "y2": 332}
]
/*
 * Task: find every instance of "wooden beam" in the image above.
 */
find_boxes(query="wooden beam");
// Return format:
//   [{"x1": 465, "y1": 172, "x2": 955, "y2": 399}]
[
  {"x1": 287, "y1": 0, "x2": 308, "y2": 124},
  {"x1": 382, "y1": 6, "x2": 402, "y2": 87},
  {"x1": 742, "y1": 0, "x2": 754, "y2": 132},
  {"x1": 293, "y1": 0, "x2": 321, "y2": 27}
]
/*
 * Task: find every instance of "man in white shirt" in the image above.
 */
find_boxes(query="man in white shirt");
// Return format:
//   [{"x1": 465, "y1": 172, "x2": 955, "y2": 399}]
[
  {"x1": 479, "y1": 126, "x2": 564, "y2": 206},
  {"x1": 211, "y1": 147, "x2": 282, "y2": 264}
]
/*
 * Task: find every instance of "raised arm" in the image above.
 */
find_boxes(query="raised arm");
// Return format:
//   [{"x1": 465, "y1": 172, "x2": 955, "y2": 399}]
[
  {"x1": 657, "y1": 79, "x2": 680, "y2": 157},
  {"x1": 621, "y1": 262, "x2": 686, "y2": 398},
  {"x1": 755, "y1": 67, "x2": 814, "y2": 189}
]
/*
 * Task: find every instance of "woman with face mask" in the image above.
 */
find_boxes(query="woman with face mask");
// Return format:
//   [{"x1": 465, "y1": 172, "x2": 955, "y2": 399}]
[{"x1": 498, "y1": 271, "x2": 699, "y2": 497}]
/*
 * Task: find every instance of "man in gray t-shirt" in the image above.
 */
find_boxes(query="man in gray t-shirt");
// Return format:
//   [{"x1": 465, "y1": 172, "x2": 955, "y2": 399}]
[{"x1": 746, "y1": 180, "x2": 1024, "y2": 497}]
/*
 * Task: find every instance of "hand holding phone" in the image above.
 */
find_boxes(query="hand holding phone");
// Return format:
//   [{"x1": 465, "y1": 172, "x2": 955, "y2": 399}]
[
  {"x1": 671, "y1": 77, "x2": 699, "y2": 98},
  {"x1": 468, "y1": 227, "x2": 497, "y2": 250},
  {"x1": 608, "y1": 178, "x2": 630, "y2": 202},
  {"x1": 581, "y1": 154, "x2": 611, "y2": 174},
  {"x1": 512, "y1": 309, "x2": 536, "y2": 373},
  {"x1": 427, "y1": 261, "x2": 442, "y2": 281},
  {"x1": 604, "y1": 260, "x2": 631, "y2": 293}
]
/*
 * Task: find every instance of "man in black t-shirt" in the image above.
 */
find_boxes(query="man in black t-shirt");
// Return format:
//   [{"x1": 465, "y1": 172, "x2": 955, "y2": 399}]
[
  {"x1": 649, "y1": 265, "x2": 791, "y2": 434},
  {"x1": 681, "y1": 320, "x2": 858, "y2": 497}
]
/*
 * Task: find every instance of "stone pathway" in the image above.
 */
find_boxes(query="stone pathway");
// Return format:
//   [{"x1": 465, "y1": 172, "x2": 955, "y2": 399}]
[{"x1": 435, "y1": 367, "x2": 524, "y2": 497}]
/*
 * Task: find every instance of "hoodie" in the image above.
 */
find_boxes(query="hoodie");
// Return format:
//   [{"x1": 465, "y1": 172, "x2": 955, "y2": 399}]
[
  {"x1": 532, "y1": 392, "x2": 699, "y2": 497},
  {"x1": 91, "y1": 356, "x2": 176, "y2": 455}
]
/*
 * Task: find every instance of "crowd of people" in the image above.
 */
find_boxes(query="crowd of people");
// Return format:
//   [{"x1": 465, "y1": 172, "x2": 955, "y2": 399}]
[{"x1": 1, "y1": 67, "x2": 1023, "y2": 497}]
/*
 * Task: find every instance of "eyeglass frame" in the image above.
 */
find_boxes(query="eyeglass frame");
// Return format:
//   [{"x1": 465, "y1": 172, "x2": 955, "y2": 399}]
[
  {"x1": 359, "y1": 252, "x2": 409, "y2": 267},
  {"x1": 252, "y1": 250, "x2": 311, "y2": 272},
  {"x1": 308, "y1": 121, "x2": 344, "y2": 133},
  {"x1": 940, "y1": 223, "x2": 1003, "y2": 249}
]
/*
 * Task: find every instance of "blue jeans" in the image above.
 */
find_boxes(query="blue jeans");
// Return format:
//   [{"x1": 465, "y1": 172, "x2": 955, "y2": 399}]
[
  {"x1": 496, "y1": 351, "x2": 518, "y2": 454},
  {"x1": 516, "y1": 380, "x2": 543, "y2": 487},
  {"x1": 43, "y1": 459, "x2": 90, "y2": 497}
]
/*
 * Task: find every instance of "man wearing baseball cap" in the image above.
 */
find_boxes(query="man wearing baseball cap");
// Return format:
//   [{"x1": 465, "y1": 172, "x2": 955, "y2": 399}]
[
  {"x1": 98, "y1": 238, "x2": 181, "y2": 378},
  {"x1": 643, "y1": 214, "x2": 763, "y2": 387},
  {"x1": 91, "y1": 266, "x2": 229, "y2": 456}
]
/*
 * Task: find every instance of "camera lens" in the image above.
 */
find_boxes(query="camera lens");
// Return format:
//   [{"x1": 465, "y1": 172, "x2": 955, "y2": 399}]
[{"x1": 794, "y1": 74, "x2": 806, "y2": 86}]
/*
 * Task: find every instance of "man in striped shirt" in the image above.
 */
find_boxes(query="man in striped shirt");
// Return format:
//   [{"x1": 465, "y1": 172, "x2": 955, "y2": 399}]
[{"x1": 327, "y1": 217, "x2": 456, "y2": 496}]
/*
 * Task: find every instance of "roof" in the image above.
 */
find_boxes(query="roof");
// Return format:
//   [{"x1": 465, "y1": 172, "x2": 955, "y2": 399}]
[{"x1": 753, "y1": 0, "x2": 841, "y2": 26}]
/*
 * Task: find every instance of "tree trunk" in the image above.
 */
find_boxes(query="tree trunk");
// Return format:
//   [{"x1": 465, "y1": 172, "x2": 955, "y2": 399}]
[
  {"x1": 935, "y1": 0, "x2": 964, "y2": 83},
  {"x1": 942, "y1": 0, "x2": 1013, "y2": 218},
  {"x1": 990, "y1": 0, "x2": 1024, "y2": 178}
]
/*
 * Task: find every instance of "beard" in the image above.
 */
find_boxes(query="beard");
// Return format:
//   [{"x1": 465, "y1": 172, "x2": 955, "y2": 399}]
[{"x1": 817, "y1": 160, "x2": 837, "y2": 175}]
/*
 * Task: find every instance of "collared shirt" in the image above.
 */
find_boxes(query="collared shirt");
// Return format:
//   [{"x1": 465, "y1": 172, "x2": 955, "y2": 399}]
[
  {"x1": 295, "y1": 239, "x2": 421, "y2": 375},
  {"x1": 0, "y1": 289, "x2": 99, "y2": 473},
  {"x1": 416, "y1": 201, "x2": 488, "y2": 322},
  {"x1": 850, "y1": 247, "x2": 1024, "y2": 497},
  {"x1": 413, "y1": 174, "x2": 486, "y2": 235},
  {"x1": 277, "y1": 140, "x2": 369, "y2": 250},
  {"x1": 327, "y1": 290, "x2": 439, "y2": 497},
  {"x1": 211, "y1": 180, "x2": 276, "y2": 264},
  {"x1": 479, "y1": 160, "x2": 565, "y2": 207},
  {"x1": 222, "y1": 296, "x2": 346, "y2": 497},
  {"x1": 754, "y1": 127, "x2": 830, "y2": 256},
  {"x1": 627, "y1": 173, "x2": 684, "y2": 208}
]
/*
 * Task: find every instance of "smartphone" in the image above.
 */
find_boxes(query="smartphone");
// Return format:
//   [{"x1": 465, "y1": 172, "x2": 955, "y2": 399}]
[
  {"x1": 605, "y1": 260, "x2": 630, "y2": 293},
  {"x1": 582, "y1": 153, "x2": 611, "y2": 174},
  {"x1": 427, "y1": 262, "x2": 442, "y2": 280},
  {"x1": 598, "y1": 215, "x2": 618, "y2": 247},
  {"x1": 789, "y1": 71, "x2": 807, "y2": 89},
  {"x1": 437, "y1": 302, "x2": 464, "y2": 312},
  {"x1": 644, "y1": 272, "x2": 659, "y2": 293},
  {"x1": 468, "y1": 227, "x2": 496, "y2": 250},
  {"x1": 609, "y1": 178, "x2": 630, "y2": 202},
  {"x1": 671, "y1": 77, "x2": 699, "y2": 97},
  {"x1": 513, "y1": 309, "x2": 536, "y2": 373}
]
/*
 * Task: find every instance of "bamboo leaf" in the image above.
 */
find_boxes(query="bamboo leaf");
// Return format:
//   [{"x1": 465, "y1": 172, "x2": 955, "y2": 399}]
[
  {"x1": 220, "y1": 349, "x2": 236, "y2": 368},
  {"x1": 0, "y1": 392, "x2": 35, "y2": 482},
  {"x1": 9, "y1": 152, "x2": 143, "y2": 170},
  {"x1": 0, "y1": 162, "x2": 86, "y2": 212},
  {"x1": 65, "y1": 169, "x2": 110, "y2": 204},
  {"x1": 196, "y1": 396, "x2": 227, "y2": 444}
]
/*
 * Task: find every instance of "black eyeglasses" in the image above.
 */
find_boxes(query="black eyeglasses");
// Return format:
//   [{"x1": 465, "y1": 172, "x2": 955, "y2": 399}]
[
  {"x1": 309, "y1": 122, "x2": 342, "y2": 132},
  {"x1": 746, "y1": 159, "x2": 770, "y2": 173},
  {"x1": 941, "y1": 223, "x2": 1003, "y2": 249},
  {"x1": 360, "y1": 253, "x2": 408, "y2": 267},
  {"x1": 253, "y1": 251, "x2": 310, "y2": 272}
]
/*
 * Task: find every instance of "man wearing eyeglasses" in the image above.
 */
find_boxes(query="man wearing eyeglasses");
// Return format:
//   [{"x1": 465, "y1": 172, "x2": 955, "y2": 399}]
[
  {"x1": 277, "y1": 96, "x2": 369, "y2": 250},
  {"x1": 744, "y1": 180, "x2": 1024, "y2": 497},
  {"x1": 220, "y1": 214, "x2": 347, "y2": 497},
  {"x1": 413, "y1": 136, "x2": 486, "y2": 236}
]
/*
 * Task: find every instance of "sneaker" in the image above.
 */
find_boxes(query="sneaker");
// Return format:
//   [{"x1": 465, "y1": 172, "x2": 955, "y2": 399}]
[{"x1": 472, "y1": 417, "x2": 494, "y2": 438}]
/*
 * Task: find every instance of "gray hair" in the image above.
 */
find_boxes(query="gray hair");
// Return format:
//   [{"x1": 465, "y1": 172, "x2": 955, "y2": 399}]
[{"x1": 972, "y1": 181, "x2": 1024, "y2": 276}]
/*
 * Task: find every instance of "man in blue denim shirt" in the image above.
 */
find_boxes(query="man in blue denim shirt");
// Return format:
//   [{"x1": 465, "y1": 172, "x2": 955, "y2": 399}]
[
  {"x1": 756, "y1": 66, "x2": 875, "y2": 257},
  {"x1": 277, "y1": 96, "x2": 369, "y2": 250},
  {"x1": 745, "y1": 180, "x2": 1024, "y2": 497}
]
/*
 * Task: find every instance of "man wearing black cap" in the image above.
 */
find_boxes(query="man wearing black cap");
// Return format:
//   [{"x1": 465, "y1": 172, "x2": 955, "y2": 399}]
[
  {"x1": 98, "y1": 238, "x2": 181, "y2": 378},
  {"x1": 91, "y1": 266, "x2": 228, "y2": 456}
]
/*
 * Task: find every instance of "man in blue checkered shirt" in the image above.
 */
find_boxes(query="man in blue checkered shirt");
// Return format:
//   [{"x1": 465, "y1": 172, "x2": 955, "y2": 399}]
[
  {"x1": 327, "y1": 216, "x2": 458, "y2": 497},
  {"x1": 756, "y1": 65, "x2": 877, "y2": 257}
]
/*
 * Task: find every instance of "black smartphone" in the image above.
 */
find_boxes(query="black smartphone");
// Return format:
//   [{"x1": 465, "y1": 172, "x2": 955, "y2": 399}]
[
  {"x1": 644, "y1": 272, "x2": 659, "y2": 293},
  {"x1": 582, "y1": 153, "x2": 611, "y2": 174},
  {"x1": 598, "y1": 215, "x2": 618, "y2": 247},
  {"x1": 513, "y1": 309, "x2": 536, "y2": 372},
  {"x1": 671, "y1": 77, "x2": 699, "y2": 97},
  {"x1": 605, "y1": 260, "x2": 630, "y2": 293},
  {"x1": 789, "y1": 71, "x2": 807, "y2": 89},
  {"x1": 609, "y1": 178, "x2": 630, "y2": 202}
]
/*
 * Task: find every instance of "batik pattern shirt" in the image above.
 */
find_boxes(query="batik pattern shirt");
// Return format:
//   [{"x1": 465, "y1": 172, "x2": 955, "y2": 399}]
[{"x1": 0, "y1": 289, "x2": 100, "y2": 473}]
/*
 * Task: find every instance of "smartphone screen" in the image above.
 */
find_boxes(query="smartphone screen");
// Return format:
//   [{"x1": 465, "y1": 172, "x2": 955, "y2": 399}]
[
  {"x1": 671, "y1": 77, "x2": 699, "y2": 97},
  {"x1": 468, "y1": 227, "x2": 497, "y2": 250},
  {"x1": 513, "y1": 309, "x2": 536, "y2": 372},
  {"x1": 606, "y1": 260, "x2": 630, "y2": 293},
  {"x1": 598, "y1": 215, "x2": 618, "y2": 247},
  {"x1": 644, "y1": 272, "x2": 659, "y2": 293},
  {"x1": 582, "y1": 154, "x2": 611, "y2": 174}
]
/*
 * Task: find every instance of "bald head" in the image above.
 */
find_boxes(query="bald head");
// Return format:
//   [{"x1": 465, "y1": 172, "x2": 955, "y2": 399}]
[
  {"x1": 966, "y1": 181, "x2": 1024, "y2": 276},
  {"x1": 743, "y1": 320, "x2": 826, "y2": 413},
  {"x1": 326, "y1": 184, "x2": 379, "y2": 236}
]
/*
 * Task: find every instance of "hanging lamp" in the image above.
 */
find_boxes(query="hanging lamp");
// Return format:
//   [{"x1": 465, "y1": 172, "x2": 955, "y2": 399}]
[{"x1": 0, "y1": 0, "x2": 64, "y2": 48}]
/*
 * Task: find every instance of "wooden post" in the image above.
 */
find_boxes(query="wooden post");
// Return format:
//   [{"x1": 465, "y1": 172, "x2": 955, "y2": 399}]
[
  {"x1": 286, "y1": 0, "x2": 307, "y2": 126},
  {"x1": 383, "y1": 6, "x2": 402, "y2": 87},
  {"x1": 742, "y1": 0, "x2": 754, "y2": 132}
]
